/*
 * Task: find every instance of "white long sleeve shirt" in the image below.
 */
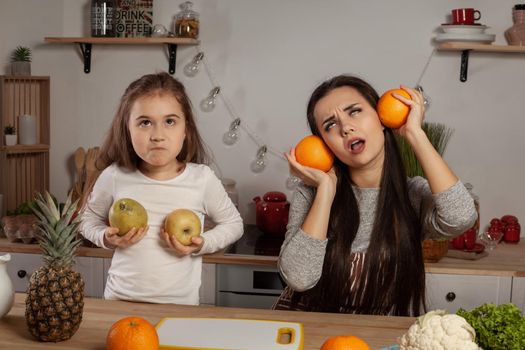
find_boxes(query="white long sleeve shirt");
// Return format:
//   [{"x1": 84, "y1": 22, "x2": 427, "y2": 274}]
[{"x1": 80, "y1": 163, "x2": 243, "y2": 304}]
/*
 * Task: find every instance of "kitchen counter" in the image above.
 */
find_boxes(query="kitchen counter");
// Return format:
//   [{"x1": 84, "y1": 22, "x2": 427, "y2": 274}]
[
  {"x1": 1, "y1": 237, "x2": 524, "y2": 275},
  {"x1": 1, "y1": 293, "x2": 412, "y2": 349}
]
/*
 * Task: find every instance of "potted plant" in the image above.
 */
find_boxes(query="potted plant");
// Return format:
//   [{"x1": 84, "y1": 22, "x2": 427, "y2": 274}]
[
  {"x1": 396, "y1": 122, "x2": 454, "y2": 262},
  {"x1": 10, "y1": 46, "x2": 32, "y2": 76},
  {"x1": 4, "y1": 125, "x2": 17, "y2": 146}
]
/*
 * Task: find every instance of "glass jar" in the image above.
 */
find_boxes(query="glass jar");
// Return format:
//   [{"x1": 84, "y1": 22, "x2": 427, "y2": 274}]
[
  {"x1": 465, "y1": 183, "x2": 480, "y2": 234},
  {"x1": 221, "y1": 178, "x2": 239, "y2": 208},
  {"x1": 505, "y1": 4, "x2": 525, "y2": 45},
  {"x1": 174, "y1": 1, "x2": 199, "y2": 39}
]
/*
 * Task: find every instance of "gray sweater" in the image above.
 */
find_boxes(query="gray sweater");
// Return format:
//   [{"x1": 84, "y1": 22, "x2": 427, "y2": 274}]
[{"x1": 278, "y1": 177, "x2": 477, "y2": 292}]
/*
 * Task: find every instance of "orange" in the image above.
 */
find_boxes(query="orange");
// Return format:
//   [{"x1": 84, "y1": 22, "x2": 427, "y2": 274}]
[
  {"x1": 321, "y1": 335, "x2": 371, "y2": 350},
  {"x1": 106, "y1": 316, "x2": 159, "y2": 350},
  {"x1": 377, "y1": 88, "x2": 411, "y2": 129},
  {"x1": 295, "y1": 135, "x2": 334, "y2": 172}
]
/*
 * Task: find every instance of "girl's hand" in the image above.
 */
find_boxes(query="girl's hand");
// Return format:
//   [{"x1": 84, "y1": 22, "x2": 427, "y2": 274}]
[
  {"x1": 104, "y1": 226, "x2": 148, "y2": 249},
  {"x1": 285, "y1": 147, "x2": 337, "y2": 195},
  {"x1": 392, "y1": 85, "x2": 426, "y2": 139},
  {"x1": 161, "y1": 228, "x2": 204, "y2": 256}
]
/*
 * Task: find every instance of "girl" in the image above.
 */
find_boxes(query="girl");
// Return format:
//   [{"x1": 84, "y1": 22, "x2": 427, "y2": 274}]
[
  {"x1": 80, "y1": 72, "x2": 243, "y2": 305},
  {"x1": 275, "y1": 75, "x2": 476, "y2": 316}
]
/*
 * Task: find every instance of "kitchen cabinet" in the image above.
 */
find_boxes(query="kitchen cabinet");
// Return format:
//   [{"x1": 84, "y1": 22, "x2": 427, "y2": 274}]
[
  {"x1": 0, "y1": 76, "x2": 50, "y2": 213},
  {"x1": 425, "y1": 273, "x2": 512, "y2": 313},
  {"x1": 44, "y1": 37, "x2": 199, "y2": 74},
  {"x1": 512, "y1": 277, "x2": 525, "y2": 312},
  {"x1": 5, "y1": 252, "x2": 105, "y2": 298},
  {"x1": 437, "y1": 42, "x2": 525, "y2": 82},
  {"x1": 200, "y1": 263, "x2": 216, "y2": 306}
]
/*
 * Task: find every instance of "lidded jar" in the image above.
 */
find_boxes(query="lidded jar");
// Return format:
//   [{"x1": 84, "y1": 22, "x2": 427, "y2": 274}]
[
  {"x1": 505, "y1": 4, "x2": 525, "y2": 45},
  {"x1": 174, "y1": 1, "x2": 200, "y2": 39}
]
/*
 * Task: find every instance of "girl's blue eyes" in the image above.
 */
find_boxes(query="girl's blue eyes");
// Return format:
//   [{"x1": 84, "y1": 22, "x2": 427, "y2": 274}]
[{"x1": 138, "y1": 119, "x2": 176, "y2": 127}]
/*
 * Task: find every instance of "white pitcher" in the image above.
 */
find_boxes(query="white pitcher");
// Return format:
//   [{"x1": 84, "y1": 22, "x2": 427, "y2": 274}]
[{"x1": 0, "y1": 254, "x2": 15, "y2": 318}]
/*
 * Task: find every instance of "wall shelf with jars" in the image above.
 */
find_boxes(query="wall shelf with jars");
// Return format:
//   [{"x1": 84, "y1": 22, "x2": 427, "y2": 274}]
[
  {"x1": 44, "y1": 37, "x2": 199, "y2": 74},
  {"x1": 437, "y1": 43, "x2": 525, "y2": 82}
]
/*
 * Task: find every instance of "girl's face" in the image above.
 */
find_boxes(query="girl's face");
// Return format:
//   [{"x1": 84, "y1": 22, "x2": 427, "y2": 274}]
[
  {"x1": 313, "y1": 86, "x2": 385, "y2": 171},
  {"x1": 129, "y1": 93, "x2": 186, "y2": 173}
]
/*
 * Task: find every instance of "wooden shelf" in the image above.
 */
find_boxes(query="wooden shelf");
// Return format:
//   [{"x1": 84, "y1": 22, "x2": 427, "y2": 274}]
[
  {"x1": 1, "y1": 144, "x2": 49, "y2": 154},
  {"x1": 44, "y1": 36, "x2": 200, "y2": 74},
  {"x1": 437, "y1": 42, "x2": 525, "y2": 82}
]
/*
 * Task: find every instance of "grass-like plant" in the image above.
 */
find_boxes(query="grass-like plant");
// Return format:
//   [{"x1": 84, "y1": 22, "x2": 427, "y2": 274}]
[
  {"x1": 396, "y1": 122, "x2": 454, "y2": 178},
  {"x1": 4, "y1": 125, "x2": 16, "y2": 135},
  {"x1": 11, "y1": 46, "x2": 32, "y2": 62}
]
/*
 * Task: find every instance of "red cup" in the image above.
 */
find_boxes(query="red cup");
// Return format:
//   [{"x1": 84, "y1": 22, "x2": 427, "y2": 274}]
[{"x1": 451, "y1": 8, "x2": 481, "y2": 25}]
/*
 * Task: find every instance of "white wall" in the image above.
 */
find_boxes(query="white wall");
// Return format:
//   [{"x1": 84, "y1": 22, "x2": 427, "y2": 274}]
[{"x1": 1, "y1": 0, "x2": 524, "y2": 230}]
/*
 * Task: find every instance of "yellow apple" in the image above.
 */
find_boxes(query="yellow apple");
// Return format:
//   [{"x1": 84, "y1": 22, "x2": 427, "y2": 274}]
[
  {"x1": 108, "y1": 198, "x2": 148, "y2": 236},
  {"x1": 164, "y1": 209, "x2": 201, "y2": 246}
]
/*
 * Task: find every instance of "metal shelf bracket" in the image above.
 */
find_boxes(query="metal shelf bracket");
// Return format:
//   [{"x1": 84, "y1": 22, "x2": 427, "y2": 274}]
[
  {"x1": 78, "y1": 43, "x2": 92, "y2": 74},
  {"x1": 460, "y1": 49, "x2": 471, "y2": 82},
  {"x1": 168, "y1": 44, "x2": 178, "y2": 75}
]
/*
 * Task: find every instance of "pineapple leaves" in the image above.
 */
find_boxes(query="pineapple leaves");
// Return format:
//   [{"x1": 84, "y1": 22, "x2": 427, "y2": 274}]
[{"x1": 30, "y1": 191, "x2": 82, "y2": 268}]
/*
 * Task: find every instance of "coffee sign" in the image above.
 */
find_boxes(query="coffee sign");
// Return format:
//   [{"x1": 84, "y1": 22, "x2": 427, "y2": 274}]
[{"x1": 115, "y1": 0, "x2": 153, "y2": 37}]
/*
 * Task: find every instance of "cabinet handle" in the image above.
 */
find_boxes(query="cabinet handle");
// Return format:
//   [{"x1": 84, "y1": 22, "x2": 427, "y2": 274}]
[
  {"x1": 17, "y1": 270, "x2": 27, "y2": 278},
  {"x1": 446, "y1": 292, "x2": 456, "y2": 302}
]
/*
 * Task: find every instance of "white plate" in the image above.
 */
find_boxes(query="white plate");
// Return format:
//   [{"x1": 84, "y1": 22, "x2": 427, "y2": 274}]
[
  {"x1": 440, "y1": 24, "x2": 488, "y2": 34},
  {"x1": 435, "y1": 33, "x2": 495, "y2": 43}
]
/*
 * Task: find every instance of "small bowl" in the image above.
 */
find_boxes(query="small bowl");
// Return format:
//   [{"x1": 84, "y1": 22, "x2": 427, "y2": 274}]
[
  {"x1": 440, "y1": 24, "x2": 488, "y2": 35},
  {"x1": 422, "y1": 239, "x2": 449, "y2": 263}
]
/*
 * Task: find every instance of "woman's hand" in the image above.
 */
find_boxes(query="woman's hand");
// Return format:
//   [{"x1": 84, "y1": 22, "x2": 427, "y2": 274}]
[
  {"x1": 285, "y1": 147, "x2": 337, "y2": 194},
  {"x1": 392, "y1": 85, "x2": 426, "y2": 139},
  {"x1": 104, "y1": 226, "x2": 148, "y2": 249},
  {"x1": 161, "y1": 228, "x2": 204, "y2": 256}
]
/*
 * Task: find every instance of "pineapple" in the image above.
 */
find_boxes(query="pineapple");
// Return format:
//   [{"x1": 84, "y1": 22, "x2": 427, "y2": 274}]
[{"x1": 25, "y1": 192, "x2": 84, "y2": 342}]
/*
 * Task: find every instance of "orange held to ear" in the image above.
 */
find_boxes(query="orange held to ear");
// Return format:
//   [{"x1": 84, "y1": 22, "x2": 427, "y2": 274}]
[
  {"x1": 295, "y1": 135, "x2": 334, "y2": 172},
  {"x1": 106, "y1": 316, "x2": 159, "y2": 350},
  {"x1": 377, "y1": 88, "x2": 411, "y2": 129},
  {"x1": 320, "y1": 335, "x2": 371, "y2": 350}
]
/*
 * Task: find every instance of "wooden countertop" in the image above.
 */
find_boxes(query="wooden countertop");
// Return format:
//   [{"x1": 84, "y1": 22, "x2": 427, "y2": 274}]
[
  {"x1": 1, "y1": 293, "x2": 412, "y2": 349},
  {"x1": 1, "y1": 237, "x2": 524, "y2": 276}
]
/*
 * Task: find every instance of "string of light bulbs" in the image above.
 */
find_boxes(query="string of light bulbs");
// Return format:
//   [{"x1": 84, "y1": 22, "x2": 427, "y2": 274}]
[
  {"x1": 183, "y1": 46, "x2": 301, "y2": 189},
  {"x1": 182, "y1": 46, "x2": 435, "y2": 189}
]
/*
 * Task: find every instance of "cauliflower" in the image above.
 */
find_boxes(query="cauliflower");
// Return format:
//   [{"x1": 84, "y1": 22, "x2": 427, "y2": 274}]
[{"x1": 398, "y1": 310, "x2": 480, "y2": 350}]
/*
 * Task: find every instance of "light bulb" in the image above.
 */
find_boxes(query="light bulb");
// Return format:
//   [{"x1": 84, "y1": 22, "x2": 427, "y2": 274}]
[
  {"x1": 222, "y1": 118, "x2": 241, "y2": 145},
  {"x1": 200, "y1": 87, "x2": 220, "y2": 112},
  {"x1": 183, "y1": 52, "x2": 204, "y2": 77},
  {"x1": 250, "y1": 145, "x2": 267, "y2": 173},
  {"x1": 415, "y1": 85, "x2": 431, "y2": 109},
  {"x1": 286, "y1": 175, "x2": 301, "y2": 190}
]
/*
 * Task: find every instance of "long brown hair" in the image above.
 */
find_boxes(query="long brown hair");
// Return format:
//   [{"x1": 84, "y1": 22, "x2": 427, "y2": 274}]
[
  {"x1": 81, "y1": 72, "x2": 208, "y2": 207},
  {"x1": 296, "y1": 75, "x2": 425, "y2": 316}
]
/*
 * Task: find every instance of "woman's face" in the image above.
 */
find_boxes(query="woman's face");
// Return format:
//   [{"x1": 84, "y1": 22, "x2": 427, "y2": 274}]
[
  {"x1": 128, "y1": 93, "x2": 186, "y2": 172},
  {"x1": 313, "y1": 86, "x2": 385, "y2": 171}
]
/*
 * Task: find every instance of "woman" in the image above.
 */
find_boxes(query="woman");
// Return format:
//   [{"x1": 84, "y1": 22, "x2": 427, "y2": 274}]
[{"x1": 275, "y1": 75, "x2": 476, "y2": 316}]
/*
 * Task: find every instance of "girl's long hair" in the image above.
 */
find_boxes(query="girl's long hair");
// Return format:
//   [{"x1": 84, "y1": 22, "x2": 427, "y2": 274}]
[
  {"x1": 80, "y1": 72, "x2": 208, "y2": 207},
  {"x1": 296, "y1": 75, "x2": 425, "y2": 316}
]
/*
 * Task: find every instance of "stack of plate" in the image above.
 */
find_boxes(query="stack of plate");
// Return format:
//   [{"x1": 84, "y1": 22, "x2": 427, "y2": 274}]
[{"x1": 436, "y1": 24, "x2": 495, "y2": 43}]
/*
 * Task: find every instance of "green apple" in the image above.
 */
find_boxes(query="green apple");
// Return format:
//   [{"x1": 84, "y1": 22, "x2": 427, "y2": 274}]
[
  {"x1": 108, "y1": 198, "x2": 148, "y2": 236},
  {"x1": 164, "y1": 209, "x2": 201, "y2": 246}
]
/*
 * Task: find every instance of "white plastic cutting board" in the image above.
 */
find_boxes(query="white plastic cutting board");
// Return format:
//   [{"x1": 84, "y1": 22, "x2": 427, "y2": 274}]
[{"x1": 156, "y1": 317, "x2": 304, "y2": 350}]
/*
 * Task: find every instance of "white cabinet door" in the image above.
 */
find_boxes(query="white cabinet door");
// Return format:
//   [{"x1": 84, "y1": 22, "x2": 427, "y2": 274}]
[
  {"x1": 426, "y1": 273, "x2": 512, "y2": 313},
  {"x1": 511, "y1": 277, "x2": 525, "y2": 314},
  {"x1": 200, "y1": 263, "x2": 216, "y2": 306},
  {"x1": 6, "y1": 252, "x2": 105, "y2": 298}
]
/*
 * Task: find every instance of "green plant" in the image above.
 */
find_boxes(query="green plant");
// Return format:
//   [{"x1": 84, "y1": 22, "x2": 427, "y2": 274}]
[
  {"x1": 396, "y1": 122, "x2": 454, "y2": 178},
  {"x1": 4, "y1": 125, "x2": 16, "y2": 135},
  {"x1": 10, "y1": 46, "x2": 32, "y2": 63}
]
